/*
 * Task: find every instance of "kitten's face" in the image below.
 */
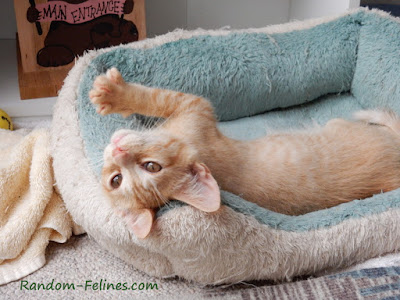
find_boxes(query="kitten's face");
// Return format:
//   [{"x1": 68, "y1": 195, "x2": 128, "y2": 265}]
[
  {"x1": 102, "y1": 129, "x2": 199, "y2": 211},
  {"x1": 101, "y1": 129, "x2": 221, "y2": 238}
]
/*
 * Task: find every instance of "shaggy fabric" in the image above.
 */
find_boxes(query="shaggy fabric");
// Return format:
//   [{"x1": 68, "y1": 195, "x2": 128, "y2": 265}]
[
  {"x1": 5, "y1": 235, "x2": 400, "y2": 299},
  {"x1": 78, "y1": 14, "x2": 360, "y2": 175},
  {"x1": 2, "y1": 235, "x2": 210, "y2": 300},
  {"x1": 52, "y1": 8, "x2": 400, "y2": 284}
]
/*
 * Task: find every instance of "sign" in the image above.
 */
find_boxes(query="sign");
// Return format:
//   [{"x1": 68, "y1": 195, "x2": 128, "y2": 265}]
[
  {"x1": 13, "y1": 0, "x2": 146, "y2": 99},
  {"x1": 34, "y1": 0, "x2": 127, "y2": 24}
]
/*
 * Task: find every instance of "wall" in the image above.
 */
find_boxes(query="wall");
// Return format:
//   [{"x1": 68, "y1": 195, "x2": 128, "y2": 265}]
[
  {"x1": 146, "y1": 0, "x2": 290, "y2": 37},
  {"x1": 187, "y1": 0, "x2": 290, "y2": 30},
  {"x1": 145, "y1": 0, "x2": 188, "y2": 37},
  {"x1": 2, "y1": 1, "x2": 360, "y2": 39},
  {"x1": 0, "y1": 1, "x2": 17, "y2": 39},
  {"x1": 289, "y1": 0, "x2": 360, "y2": 20}
]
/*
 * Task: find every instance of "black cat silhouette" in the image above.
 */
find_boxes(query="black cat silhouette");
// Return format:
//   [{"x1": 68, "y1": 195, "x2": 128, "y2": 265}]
[{"x1": 27, "y1": 0, "x2": 138, "y2": 67}]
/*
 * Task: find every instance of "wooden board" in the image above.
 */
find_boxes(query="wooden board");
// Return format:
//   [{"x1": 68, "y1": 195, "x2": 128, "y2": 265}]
[
  {"x1": 14, "y1": 0, "x2": 146, "y2": 100},
  {"x1": 16, "y1": 38, "x2": 70, "y2": 99}
]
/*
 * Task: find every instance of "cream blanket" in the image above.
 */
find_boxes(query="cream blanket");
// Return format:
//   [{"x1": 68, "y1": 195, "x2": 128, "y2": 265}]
[{"x1": 0, "y1": 129, "x2": 75, "y2": 285}]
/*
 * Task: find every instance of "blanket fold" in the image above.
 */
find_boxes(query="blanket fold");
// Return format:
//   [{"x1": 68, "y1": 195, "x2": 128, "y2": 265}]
[{"x1": 0, "y1": 129, "x2": 74, "y2": 285}]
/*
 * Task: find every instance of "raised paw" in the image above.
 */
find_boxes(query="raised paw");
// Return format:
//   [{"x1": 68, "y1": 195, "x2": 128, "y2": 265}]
[{"x1": 89, "y1": 68, "x2": 127, "y2": 116}]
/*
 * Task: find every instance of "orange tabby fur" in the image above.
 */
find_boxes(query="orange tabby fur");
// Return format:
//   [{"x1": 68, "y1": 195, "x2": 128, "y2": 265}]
[{"x1": 89, "y1": 68, "x2": 400, "y2": 238}]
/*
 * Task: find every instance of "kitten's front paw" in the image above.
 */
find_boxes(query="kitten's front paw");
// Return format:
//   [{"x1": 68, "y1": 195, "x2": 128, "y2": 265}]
[{"x1": 89, "y1": 68, "x2": 127, "y2": 116}]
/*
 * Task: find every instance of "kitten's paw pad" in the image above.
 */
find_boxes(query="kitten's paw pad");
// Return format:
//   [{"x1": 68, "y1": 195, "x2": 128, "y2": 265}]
[
  {"x1": 89, "y1": 68, "x2": 126, "y2": 115},
  {"x1": 92, "y1": 75, "x2": 121, "y2": 96},
  {"x1": 89, "y1": 85, "x2": 113, "y2": 115}
]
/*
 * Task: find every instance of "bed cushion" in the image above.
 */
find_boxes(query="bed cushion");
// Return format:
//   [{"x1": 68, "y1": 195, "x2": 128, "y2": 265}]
[{"x1": 52, "y1": 8, "x2": 400, "y2": 284}]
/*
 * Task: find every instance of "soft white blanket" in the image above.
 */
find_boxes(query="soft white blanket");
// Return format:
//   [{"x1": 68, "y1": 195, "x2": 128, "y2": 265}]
[{"x1": 0, "y1": 128, "x2": 74, "y2": 285}]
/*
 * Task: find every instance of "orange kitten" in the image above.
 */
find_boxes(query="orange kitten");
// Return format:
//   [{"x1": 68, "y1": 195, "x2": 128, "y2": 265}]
[{"x1": 89, "y1": 68, "x2": 400, "y2": 238}]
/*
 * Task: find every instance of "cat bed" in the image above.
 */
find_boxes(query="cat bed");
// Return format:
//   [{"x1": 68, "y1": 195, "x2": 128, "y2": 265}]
[{"x1": 52, "y1": 8, "x2": 400, "y2": 284}]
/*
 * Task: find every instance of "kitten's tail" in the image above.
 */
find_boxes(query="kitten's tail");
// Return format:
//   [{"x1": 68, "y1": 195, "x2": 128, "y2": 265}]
[{"x1": 353, "y1": 109, "x2": 400, "y2": 135}]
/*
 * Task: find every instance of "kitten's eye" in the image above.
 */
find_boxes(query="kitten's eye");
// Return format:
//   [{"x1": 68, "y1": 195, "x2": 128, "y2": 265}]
[
  {"x1": 110, "y1": 174, "x2": 123, "y2": 189},
  {"x1": 143, "y1": 162, "x2": 162, "y2": 173}
]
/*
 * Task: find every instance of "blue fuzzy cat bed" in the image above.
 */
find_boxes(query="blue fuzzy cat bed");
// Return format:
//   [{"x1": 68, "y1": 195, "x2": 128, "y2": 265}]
[{"x1": 52, "y1": 8, "x2": 400, "y2": 284}]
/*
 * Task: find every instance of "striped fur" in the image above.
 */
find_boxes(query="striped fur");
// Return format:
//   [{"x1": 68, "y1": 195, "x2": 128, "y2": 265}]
[{"x1": 91, "y1": 68, "x2": 400, "y2": 217}]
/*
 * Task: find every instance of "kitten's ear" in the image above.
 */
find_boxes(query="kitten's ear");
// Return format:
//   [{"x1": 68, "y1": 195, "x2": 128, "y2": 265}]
[
  {"x1": 118, "y1": 208, "x2": 155, "y2": 239},
  {"x1": 173, "y1": 163, "x2": 221, "y2": 212}
]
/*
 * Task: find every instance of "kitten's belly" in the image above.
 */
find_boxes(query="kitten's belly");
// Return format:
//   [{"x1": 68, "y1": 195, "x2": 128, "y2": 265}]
[{"x1": 229, "y1": 122, "x2": 400, "y2": 215}]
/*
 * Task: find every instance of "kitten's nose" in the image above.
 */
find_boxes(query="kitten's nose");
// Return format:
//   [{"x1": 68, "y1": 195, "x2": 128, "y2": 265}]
[
  {"x1": 112, "y1": 145, "x2": 130, "y2": 164},
  {"x1": 110, "y1": 131, "x2": 135, "y2": 163},
  {"x1": 111, "y1": 133, "x2": 130, "y2": 160},
  {"x1": 112, "y1": 133, "x2": 128, "y2": 146},
  {"x1": 112, "y1": 146, "x2": 126, "y2": 157}
]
